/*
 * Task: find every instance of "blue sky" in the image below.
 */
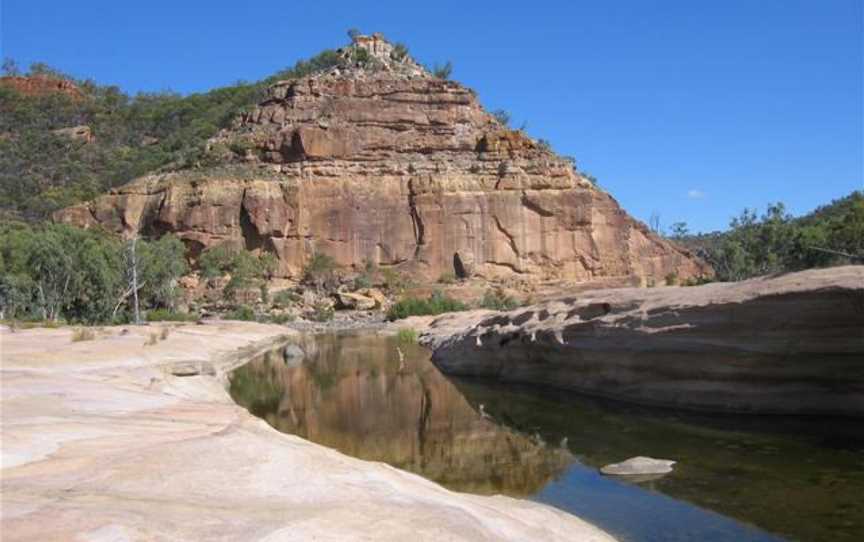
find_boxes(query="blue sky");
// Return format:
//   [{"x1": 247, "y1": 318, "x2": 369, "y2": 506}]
[{"x1": 2, "y1": 0, "x2": 861, "y2": 232}]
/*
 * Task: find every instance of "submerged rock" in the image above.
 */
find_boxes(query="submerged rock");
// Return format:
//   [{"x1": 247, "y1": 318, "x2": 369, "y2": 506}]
[{"x1": 601, "y1": 456, "x2": 676, "y2": 477}]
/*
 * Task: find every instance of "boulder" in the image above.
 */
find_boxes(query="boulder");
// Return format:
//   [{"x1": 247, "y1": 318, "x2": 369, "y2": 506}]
[
  {"x1": 51, "y1": 125, "x2": 94, "y2": 143},
  {"x1": 336, "y1": 291, "x2": 378, "y2": 310},
  {"x1": 356, "y1": 288, "x2": 387, "y2": 308}
]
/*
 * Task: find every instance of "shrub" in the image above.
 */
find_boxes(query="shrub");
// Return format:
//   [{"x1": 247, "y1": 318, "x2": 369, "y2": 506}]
[
  {"x1": 480, "y1": 290, "x2": 521, "y2": 311},
  {"x1": 353, "y1": 273, "x2": 372, "y2": 290},
  {"x1": 228, "y1": 138, "x2": 254, "y2": 156},
  {"x1": 199, "y1": 244, "x2": 239, "y2": 279},
  {"x1": 310, "y1": 301, "x2": 334, "y2": 322},
  {"x1": 147, "y1": 308, "x2": 198, "y2": 322},
  {"x1": 352, "y1": 48, "x2": 371, "y2": 65},
  {"x1": 71, "y1": 327, "x2": 95, "y2": 342},
  {"x1": 387, "y1": 291, "x2": 467, "y2": 321},
  {"x1": 225, "y1": 305, "x2": 255, "y2": 321},
  {"x1": 581, "y1": 172, "x2": 599, "y2": 186},
  {"x1": 391, "y1": 43, "x2": 409, "y2": 62},
  {"x1": 396, "y1": 328, "x2": 418, "y2": 344},
  {"x1": 491, "y1": 109, "x2": 511, "y2": 127},
  {"x1": 431, "y1": 61, "x2": 453, "y2": 79},
  {"x1": 437, "y1": 271, "x2": 456, "y2": 284},
  {"x1": 665, "y1": 272, "x2": 678, "y2": 286},
  {"x1": 302, "y1": 253, "x2": 337, "y2": 290},
  {"x1": 381, "y1": 267, "x2": 410, "y2": 293},
  {"x1": 268, "y1": 313, "x2": 295, "y2": 325},
  {"x1": 273, "y1": 289, "x2": 300, "y2": 308},
  {"x1": 351, "y1": 259, "x2": 377, "y2": 290},
  {"x1": 682, "y1": 276, "x2": 714, "y2": 287}
]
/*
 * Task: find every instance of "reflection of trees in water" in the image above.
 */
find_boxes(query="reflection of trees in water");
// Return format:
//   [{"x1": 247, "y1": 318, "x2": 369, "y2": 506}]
[{"x1": 229, "y1": 333, "x2": 572, "y2": 496}]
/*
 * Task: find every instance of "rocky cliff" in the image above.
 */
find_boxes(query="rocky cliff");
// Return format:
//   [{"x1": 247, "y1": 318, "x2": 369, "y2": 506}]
[
  {"x1": 55, "y1": 33, "x2": 708, "y2": 285},
  {"x1": 0, "y1": 75, "x2": 85, "y2": 100},
  {"x1": 421, "y1": 266, "x2": 864, "y2": 416}
]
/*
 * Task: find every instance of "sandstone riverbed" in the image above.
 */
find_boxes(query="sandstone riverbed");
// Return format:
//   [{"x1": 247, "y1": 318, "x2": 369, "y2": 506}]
[{"x1": 0, "y1": 322, "x2": 613, "y2": 541}]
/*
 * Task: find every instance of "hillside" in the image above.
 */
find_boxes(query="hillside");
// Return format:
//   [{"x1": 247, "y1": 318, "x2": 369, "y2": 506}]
[{"x1": 0, "y1": 53, "x2": 341, "y2": 220}]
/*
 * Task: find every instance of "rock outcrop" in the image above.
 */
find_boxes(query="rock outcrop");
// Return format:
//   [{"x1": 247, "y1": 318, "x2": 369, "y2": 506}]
[
  {"x1": 55, "y1": 34, "x2": 708, "y2": 285},
  {"x1": 0, "y1": 75, "x2": 85, "y2": 100},
  {"x1": 51, "y1": 125, "x2": 94, "y2": 143},
  {"x1": 423, "y1": 266, "x2": 864, "y2": 416}
]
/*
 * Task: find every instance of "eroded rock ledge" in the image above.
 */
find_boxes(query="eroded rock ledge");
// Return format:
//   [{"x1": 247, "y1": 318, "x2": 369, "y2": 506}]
[{"x1": 423, "y1": 266, "x2": 864, "y2": 416}]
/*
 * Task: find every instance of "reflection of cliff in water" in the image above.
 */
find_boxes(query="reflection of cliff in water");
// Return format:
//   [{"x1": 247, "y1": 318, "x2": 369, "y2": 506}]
[{"x1": 229, "y1": 333, "x2": 572, "y2": 496}]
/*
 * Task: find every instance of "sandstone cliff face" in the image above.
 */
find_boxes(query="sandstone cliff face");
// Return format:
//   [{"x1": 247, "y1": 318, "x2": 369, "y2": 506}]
[
  {"x1": 55, "y1": 34, "x2": 708, "y2": 284},
  {"x1": 423, "y1": 266, "x2": 864, "y2": 416}
]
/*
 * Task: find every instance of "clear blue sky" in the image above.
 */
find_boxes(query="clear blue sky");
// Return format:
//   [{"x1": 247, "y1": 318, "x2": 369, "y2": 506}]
[{"x1": 2, "y1": 0, "x2": 861, "y2": 233}]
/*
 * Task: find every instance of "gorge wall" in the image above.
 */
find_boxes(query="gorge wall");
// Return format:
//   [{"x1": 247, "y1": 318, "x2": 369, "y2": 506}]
[{"x1": 55, "y1": 34, "x2": 709, "y2": 284}]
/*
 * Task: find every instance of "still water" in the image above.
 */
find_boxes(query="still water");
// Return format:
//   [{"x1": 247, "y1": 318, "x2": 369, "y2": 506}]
[{"x1": 229, "y1": 333, "x2": 864, "y2": 542}]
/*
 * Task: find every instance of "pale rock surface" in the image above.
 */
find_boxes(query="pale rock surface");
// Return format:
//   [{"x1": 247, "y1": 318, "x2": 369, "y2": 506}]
[{"x1": 0, "y1": 321, "x2": 614, "y2": 541}]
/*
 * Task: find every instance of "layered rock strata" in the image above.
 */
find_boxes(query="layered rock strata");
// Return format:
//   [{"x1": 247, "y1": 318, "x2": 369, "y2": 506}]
[
  {"x1": 55, "y1": 34, "x2": 708, "y2": 284},
  {"x1": 423, "y1": 266, "x2": 864, "y2": 416}
]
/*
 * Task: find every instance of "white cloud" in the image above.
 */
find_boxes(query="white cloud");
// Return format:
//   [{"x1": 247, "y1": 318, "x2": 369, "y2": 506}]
[{"x1": 687, "y1": 189, "x2": 706, "y2": 200}]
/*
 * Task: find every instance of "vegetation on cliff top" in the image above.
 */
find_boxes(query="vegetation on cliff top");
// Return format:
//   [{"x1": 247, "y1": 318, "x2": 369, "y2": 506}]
[{"x1": 0, "y1": 50, "x2": 342, "y2": 220}]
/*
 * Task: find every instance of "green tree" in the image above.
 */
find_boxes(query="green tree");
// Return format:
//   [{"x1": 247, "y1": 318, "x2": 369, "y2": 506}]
[
  {"x1": 138, "y1": 235, "x2": 188, "y2": 309},
  {"x1": 0, "y1": 223, "x2": 192, "y2": 323},
  {"x1": 2, "y1": 58, "x2": 19, "y2": 76},
  {"x1": 670, "y1": 222, "x2": 690, "y2": 239},
  {"x1": 391, "y1": 43, "x2": 409, "y2": 62}
]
